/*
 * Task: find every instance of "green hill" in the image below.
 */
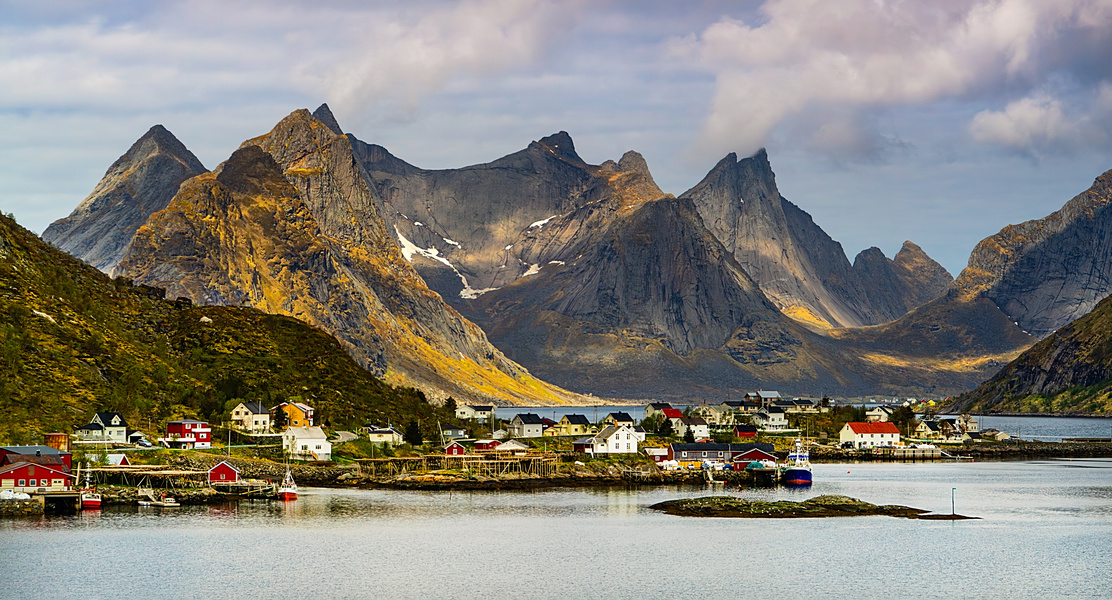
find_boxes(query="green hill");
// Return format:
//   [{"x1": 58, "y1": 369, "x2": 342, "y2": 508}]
[
  {"x1": 0, "y1": 212, "x2": 451, "y2": 443},
  {"x1": 951, "y1": 293, "x2": 1112, "y2": 414}
]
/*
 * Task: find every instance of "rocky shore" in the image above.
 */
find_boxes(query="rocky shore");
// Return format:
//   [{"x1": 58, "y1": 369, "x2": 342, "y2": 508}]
[
  {"x1": 809, "y1": 441, "x2": 1112, "y2": 461},
  {"x1": 648, "y1": 494, "x2": 978, "y2": 520}
]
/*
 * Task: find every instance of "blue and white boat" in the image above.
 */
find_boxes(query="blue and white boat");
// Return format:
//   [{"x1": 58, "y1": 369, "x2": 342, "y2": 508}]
[{"x1": 782, "y1": 439, "x2": 812, "y2": 486}]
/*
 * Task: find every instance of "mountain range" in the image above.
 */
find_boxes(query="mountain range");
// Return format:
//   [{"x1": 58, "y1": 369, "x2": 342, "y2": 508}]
[{"x1": 37, "y1": 104, "x2": 1112, "y2": 407}]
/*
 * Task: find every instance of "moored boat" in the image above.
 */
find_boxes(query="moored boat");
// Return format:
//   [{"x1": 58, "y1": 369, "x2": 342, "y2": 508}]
[
  {"x1": 137, "y1": 488, "x2": 180, "y2": 507},
  {"x1": 80, "y1": 463, "x2": 101, "y2": 509},
  {"x1": 782, "y1": 439, "x2": 813, "y2": 486},
  {"x1": 277, "y1": 468, "x2": 297, "y2": 501}
]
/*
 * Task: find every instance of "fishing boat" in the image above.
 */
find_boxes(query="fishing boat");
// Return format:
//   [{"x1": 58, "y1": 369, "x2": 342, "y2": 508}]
[
  {"x1": 277, "y1": 468, "x2": 297, "y2": 501},
  {"x1": 782, "y1": 439, "x2": 813, "y2": 486},
  {"x1": 79, "y1": 464, "x2": 101, "y2": 510}
]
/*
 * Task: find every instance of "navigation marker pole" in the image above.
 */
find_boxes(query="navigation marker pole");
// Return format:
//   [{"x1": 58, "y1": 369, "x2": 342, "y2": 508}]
[{"x1": 952, "y1": 487, "x2": 956, "y2": 516}]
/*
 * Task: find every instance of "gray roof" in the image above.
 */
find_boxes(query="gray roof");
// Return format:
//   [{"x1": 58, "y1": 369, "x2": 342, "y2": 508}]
[
  {"x1": 563, "y1": 414, "x2": 591, "y2": 425},
  {"x1": 467, "y1": 405, "x2": 495, "y2": 411},
  {"x1": 513, "y1": 413, "x2": 545, "y2": 425},
  {"x1": 93, "y1": 412, "x2": 128, "y2": 428},
  {"x1": 242, "y1": 402, "x2": 267, "y2": 414},
  {"x1": 607, "y1": 412, "x2": 634, "y2": 422},
  {"x1": 0, "y1": 445, "x2": 68, "y2": 456}
]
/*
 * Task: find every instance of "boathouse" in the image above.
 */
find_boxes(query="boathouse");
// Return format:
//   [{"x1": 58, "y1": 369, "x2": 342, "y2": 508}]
[
  {"x1": 208, "y1": 461, "x2": 240, "y2": 484},
  {"x1": 0, "y1": 462, "x2": 76, "y2": 492},
  {"x1": 444, "y1": 442, "x2": 467, "y2": 456}
]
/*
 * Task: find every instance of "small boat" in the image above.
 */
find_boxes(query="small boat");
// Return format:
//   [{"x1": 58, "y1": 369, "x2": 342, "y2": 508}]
[
  {"x1": 277, "y1": 468, "x2": 297, "y2": 501},
  {"x1": 782, "y1": 438, "x2": 813, "y2": 486},
  {"x1": 137, "y1": 488, "x2": 180, "y2": 507},
  {"x1": 80, "y1": 464, "x2": 101, "y2": 509}
]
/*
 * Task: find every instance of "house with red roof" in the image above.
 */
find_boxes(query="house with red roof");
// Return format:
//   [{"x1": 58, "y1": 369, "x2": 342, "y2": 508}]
[{"x1": 840, "y1": 422, "x2": 901, "y2": 449}]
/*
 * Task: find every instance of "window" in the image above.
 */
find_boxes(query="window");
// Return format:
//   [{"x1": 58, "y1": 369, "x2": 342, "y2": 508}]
[
  {"x1": 29, "y1": 479, "x2": 36, "y2": 486},
  {"x1": 19, "y1": 479, "x2": 26, "y2": 486}
]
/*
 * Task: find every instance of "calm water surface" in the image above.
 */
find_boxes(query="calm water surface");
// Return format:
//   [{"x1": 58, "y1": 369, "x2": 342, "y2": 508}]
[{"x1": 3, "y1": 460, "x2": 1111, "y2": 599}]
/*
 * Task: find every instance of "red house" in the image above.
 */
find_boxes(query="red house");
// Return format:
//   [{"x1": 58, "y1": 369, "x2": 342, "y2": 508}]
[
  {"x1": 444, "y1": 441, "x2": 467, "y2": 456},
  {"x1": 731, "y1": 448, "x2": 778, "y2": 470},
  {"x1": 661, "y1": 408, "x2": 683, "y2": 420},
  {"x1": 207, "y1": 461, "x2": 240, "y2": 484},
  {"x1": 0, "y1": 445, "x2": 73, "y2": 472},
  {"x1": 160, "y1": 419, "x2": 212, "y2": 449},
  {"x1": 733, "y1": 424, "x2": 757, "y2": 438},
  {"x1": 0, "y1": 462, "x2": 76, "y2": 492},
  {"x1": 474, "y1": 440, "x2": 501, "y2": 450}
]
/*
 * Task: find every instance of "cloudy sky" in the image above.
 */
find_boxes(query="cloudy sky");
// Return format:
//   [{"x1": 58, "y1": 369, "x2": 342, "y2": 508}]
[{"x1": 3, "y1": 0, "x2": 1112, "y2": 274}]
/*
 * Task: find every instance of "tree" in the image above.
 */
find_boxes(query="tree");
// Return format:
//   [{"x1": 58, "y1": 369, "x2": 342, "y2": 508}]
[
  {"x1": 683, "y1": 426, "x2": 696, "y2": 443},
  {"x1": 445, "y1": 397, "x2": 457, "y2": 414},
  {"x1": 659, "y1": 418, "x2": 674, "y2": 438},
  {"x1": 272, "y1": 407, "x2": 287, "y2": 431},
  {"x1": 404, "y1": 420, "x2": 422, "y2": 446}
]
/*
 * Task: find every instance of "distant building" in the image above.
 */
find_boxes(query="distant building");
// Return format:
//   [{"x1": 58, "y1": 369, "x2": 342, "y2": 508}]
[
  {"x1": 160, "y1": 419, "x2": 211, "y2": 449},
  {"x1": 365, "y1": 426, "x2": 403, "y2": 446},
  {"x1": 442, "y1": 425, "x2": 467, "y2": 441},
  {"x1": 666, "y1": 443, "x2": 775, "y2": 469},
  {"x1": 644, "y1": 403, "x2": 673, "y2": 419},
  {"x1": 840, "y1": 422, "x2": 900, "y2": 449},
  {"x1": 75, "y1": 412, "x2": 130, "y2": 443},
  {"x1": 753, "y1": 407, "x2": 788, "y2": 431},
  {"x1": 208, "y1": 461, "x2": 240, "y2": 484},
  {"x1": 0, "y1": 462, "x2": 76, "y2": 493},
  {"x1": 444, "y1": 441, "x2": 467, "y2": 456},
  {"x1": 230, "y1": 402, "x2": 271, "y2": 433},
  {"x1": 509, "y1": 414, "x2": 546, "y2": 438},
  {"x1": 744, "y1": 391, "x2": 782, "y2": 409},
  {"x1": 272, "y1": 401, "x2": 315, "y2": 428},
  {"x1": 547, "y1": 414, "x2": 593, "y2": 437},
  {"x1": 572, "y1": 424, "x2": 639, "y2": 455},
  {"x1": 733, "y1": 424, "x2": 757, "y2": 438},
  {"x1": 866, "y1": 406, "x2": 895, "y2": 422},
  {"x1": 676, "y1": 417, "x2": 710, "y2": 441},
  {"x1": 283, "y1": 427, "x2": 331, "y2": 461},
  {"x1": 474, "y1": 439, "x2": 501, "y2": 451},
  {"x1": 603, "y1": 412, "x2": 635, "y2": 427},
  {"x1": 455, "y1": 405, "x2": 495, "y2": 423}
]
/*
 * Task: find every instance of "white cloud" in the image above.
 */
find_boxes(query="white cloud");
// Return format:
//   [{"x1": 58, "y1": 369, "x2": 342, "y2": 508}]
[
  {"x1": 670, "y1": 0, "x2": 1112, "y2": 160},
  {"x1": 969, "y1": 85, "x2": 1112, "y2": 152}
]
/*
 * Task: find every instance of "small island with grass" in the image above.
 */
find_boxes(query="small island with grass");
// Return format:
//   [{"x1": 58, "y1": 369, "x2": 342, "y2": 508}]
[{"x1": 648, "y1": 494, "x2": 979, "y2": 520}]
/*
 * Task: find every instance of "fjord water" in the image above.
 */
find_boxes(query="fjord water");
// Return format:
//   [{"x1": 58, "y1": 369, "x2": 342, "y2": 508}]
[{"x1": 4, "y1": 460, "x2": 1111, "y2": 599}]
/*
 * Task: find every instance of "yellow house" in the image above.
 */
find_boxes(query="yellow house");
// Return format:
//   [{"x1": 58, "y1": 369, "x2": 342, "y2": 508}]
[
  {"x1": 272, "y1": 401, "x2": 315, "y2": 429},
  {"x1": 545, "y1": 414, "x2": 593, "y2": 437}
]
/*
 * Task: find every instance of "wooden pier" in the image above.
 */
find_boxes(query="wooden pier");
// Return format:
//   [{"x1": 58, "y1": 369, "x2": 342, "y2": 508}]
[{"x1": 355, "y1": 452, "x2": 559, "y2": 479}]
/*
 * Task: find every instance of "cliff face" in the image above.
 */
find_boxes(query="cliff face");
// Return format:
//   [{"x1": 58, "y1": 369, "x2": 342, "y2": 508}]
[
  {"x1": 953, "y1": 292, "x2": 1112, "y2": 414},
  {"x1": 682, "y1": 151, "x2": 952, "y2": 329},
  {"x1": 955, "y1": 170, "x2": 1112, "y2": 338},
  {"x1": 42, "y1": 125, "x2": 206, "y2": 273},
  {"x1": 357, "y1": 132, "x2": 658, "y2": 302},
  {"x1": 117, "y1": 107, "x2": 581, "y2": 405}
]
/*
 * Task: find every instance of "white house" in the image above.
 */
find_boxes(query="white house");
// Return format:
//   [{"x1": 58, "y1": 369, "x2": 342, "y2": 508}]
[
  {"x1": 572, "y1": 424, "x2": 640, "y2": 455},
  {"x1": 230, "y1": 401, "x2": 271, "y2": 433},
  {"x1": 675, "y1": 417, "x2": 710, "y2": 441},
  {"x1": 866, "y1": 406, "x2": 895, "y2": 422},
  {"x1": 509, "y1": 414, "x2": 546, "y2": 438},
  {"x1": 75, "y1": 412, "x2": 129, "y2": 444},
  {"x1": 840, "y1": 422, "x2": 901, "y2": 449},
  {"x1": 283, "y1": 427, "x2": 332, "y2": 461},
  {"x1": 455, "y1": 404, "x2": 495, "y2": 423},
  {"x1": 365, "y1": 426, "x2": 403, "y2": 446},
  {"x1": 753, "y1": 407, "x2": 788, "y2": 431}
]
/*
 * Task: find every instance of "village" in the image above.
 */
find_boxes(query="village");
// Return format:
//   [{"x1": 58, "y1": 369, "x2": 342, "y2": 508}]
[{"x1": 0, "y1": 390, "x2": 1029, "y2": 516}]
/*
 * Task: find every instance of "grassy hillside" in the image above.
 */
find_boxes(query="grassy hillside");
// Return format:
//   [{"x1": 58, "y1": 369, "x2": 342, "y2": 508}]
[
  {"x1": 0, "y1": 213, "x2": 455, "y2": 443},
  {"x1": 951, "y1": 293, "x2": 1112, "y2": 414}
]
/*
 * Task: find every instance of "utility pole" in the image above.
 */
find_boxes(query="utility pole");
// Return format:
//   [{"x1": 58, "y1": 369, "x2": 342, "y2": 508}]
[{"x1": 952, "y1": 487, "x2": 956, "y2": 516}]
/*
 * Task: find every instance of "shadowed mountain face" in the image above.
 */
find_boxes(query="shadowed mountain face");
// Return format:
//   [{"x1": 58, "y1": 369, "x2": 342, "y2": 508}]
[
  {"x1": 115, "y1": 107, "x2": 582, "y2": 405},
  {"x1": 681, "y1": 150, "x2": 953, "y2": 329},
  {"x1": 357, "y1": 132, "x2": 664, "y2": 302},
  {"x1": 955, "y1": 169, "x2": 1112, "y2": 339},
  {"x1": 953, "y1": 292, "x2": 1112, "y2": 415},
  {"x1": 42, "y1": 125, "x2": 206, "y2": 273}
]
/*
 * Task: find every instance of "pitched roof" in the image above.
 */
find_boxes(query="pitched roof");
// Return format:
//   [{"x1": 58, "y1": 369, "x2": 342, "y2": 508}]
[
  {"x1": 758, "y1": 391, "x2": 782, "y2": 399},
  {"x1": 607, "y1": 412, "x2": 634, "y2": 422},
  {"x1": 0, "y1": 445, "x2": 67, "y2": 456},
  {"x1": 285, "y1": 426, "x2": 327, "y2": 439},
  {"x1": 0, "y1": 461, "x2": 75, "y2": 478},
  {"x1": 77, "y1": 422, "x2": 104, "y2": 431},
  {"x1": 467, "y1": 405, "x2": 495, "y2": 411},
  {"x1": 562, "y1": 414, "x2": 591, "y2": 425},
  {"x1": 94, "y1": 412, "x2": 128, "y2": 427},
  {"x1": 242, "y1": 402, "x2": 267, "y2": 414},
  {"x1": 846, "y1": 422, "x2": 901, "y2": 435},
  {"x1": 209, "y1": 460, "x2": 240, "y2": 473},
  {"x1": 513, "y1": 413, "x2": 545, "y2": 425},
  {"x1": 661, "y1": 408, "x2": 683, "y2": 419},
  {"x1": 648, "y1": 402, "x2": 673, "y2": 409},
  {"x1": 680, "y1": 417, "x2": 707, "y2": 426}
]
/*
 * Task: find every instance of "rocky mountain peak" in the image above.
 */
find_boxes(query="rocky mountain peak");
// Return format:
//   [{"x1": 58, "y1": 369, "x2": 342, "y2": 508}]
[
  {"x1": 312, "y1": 103, "x2": 343, "y2": 135},
  {"x1": 214, "y1": 146, "x2": 285, "y2": 196},
  {"x1": 41, "y1": 124, "x2": 207, "y2": 273},
  {"x1": 535, "y1": 131, "x2": 583, "y2": 163}
]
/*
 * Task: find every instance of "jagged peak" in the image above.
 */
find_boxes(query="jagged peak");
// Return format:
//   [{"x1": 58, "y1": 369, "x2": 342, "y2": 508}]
[
  {"x1": 852, "y1": 246, "x2": 888, "y2": 269},
  {"x1": 534, "y1": 131, "x2": 583, "y2": 163},
  {"x1": 123, "y1": 124, "x2": 206, "y2": 173},
  {"x1": 312, "y1": 103, "x2": 343, "y2": 135},
  {"x1": 617, "y1": 150, "x2": 650, "y2": 175}
]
